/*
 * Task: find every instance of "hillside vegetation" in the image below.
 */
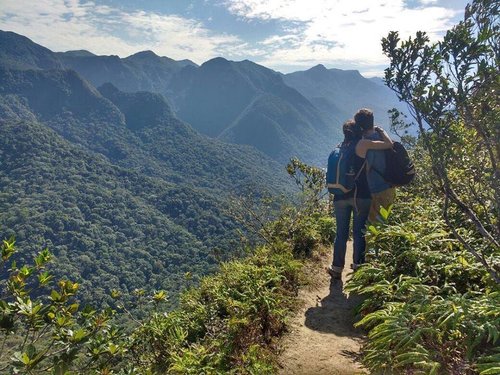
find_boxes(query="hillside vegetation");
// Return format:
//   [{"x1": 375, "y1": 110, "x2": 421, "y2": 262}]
[
  {"x1": 0, "y1": 160, "x2": 334, "y2": 374},
  {"x1": 347, "y1": 1, "x2": 499, "y2": 374}
]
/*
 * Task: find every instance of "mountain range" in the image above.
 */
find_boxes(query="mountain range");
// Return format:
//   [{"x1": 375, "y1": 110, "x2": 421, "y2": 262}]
[
  {"x1": 0, "y1": 29, "x2": 404, "y2": 307},
  {"x1": 1, "y1": 30, "x2": 404, "y2": 163}
]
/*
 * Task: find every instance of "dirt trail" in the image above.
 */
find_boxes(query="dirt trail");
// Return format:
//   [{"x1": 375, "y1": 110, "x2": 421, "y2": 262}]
[{"x1": 278, "y1": 242, "x2": 367, "y2": 375}]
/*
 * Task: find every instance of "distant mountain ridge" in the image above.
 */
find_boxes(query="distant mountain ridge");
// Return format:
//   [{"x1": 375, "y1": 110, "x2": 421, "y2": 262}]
[
  {"x1": 0, "y1": 29, "x2": 405, "y2": 165},
  {"x1": 284, "y1": 64, "x2": 405, "y2": 128},
  {"x1": 57, "y1": 48, "x2": 196, "y2": 99},
  {"x1": 175, "y1": 57, "x2": 339, "y2": 163},
  {"x1": 58, "y1": 49, "x2": 341, "y2": 164},
  {"x1": 0, "y1": 31, "x2": 63, "y2": 70}
]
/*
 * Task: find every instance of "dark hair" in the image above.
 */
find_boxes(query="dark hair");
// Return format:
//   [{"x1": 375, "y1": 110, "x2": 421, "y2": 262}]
[
  {"x1": 354, "y1": 108, "x2": 374, "y2": 131},
  {"x1": 342, "y1": 119, "x2": 362, "y2": 143}
]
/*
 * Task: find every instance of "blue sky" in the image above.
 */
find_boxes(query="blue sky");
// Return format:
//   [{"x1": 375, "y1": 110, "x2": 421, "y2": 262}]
[{"x1": 0, "y1": 0, "x2": 470, "y2": 76}]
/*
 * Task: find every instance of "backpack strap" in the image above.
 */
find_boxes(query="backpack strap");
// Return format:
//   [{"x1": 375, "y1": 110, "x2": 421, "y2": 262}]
[
  {"x1": 354, "y1": 160, "x2": 367, "y2": 181},
  {"x1": 370, "y1": 165, "x2": 384, "y2": 178},
  {"x1": 353, "y1": 159, "x2": 367, "y2": 215}
]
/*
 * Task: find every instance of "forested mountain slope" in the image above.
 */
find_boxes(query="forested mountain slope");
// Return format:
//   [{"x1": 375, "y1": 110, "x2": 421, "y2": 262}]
[
  {"x1": 0, "y1": 67, "x2": 288, "y2": 193},
  {"x1": 176, "y1": 57, "x2": 341, "y2": 163},
  {"x1": 0, "y1": 120, "x2": 233, "y2": 305},
  {"x1": 0, "y1": 51, "x2": 292, "y2": 307}
]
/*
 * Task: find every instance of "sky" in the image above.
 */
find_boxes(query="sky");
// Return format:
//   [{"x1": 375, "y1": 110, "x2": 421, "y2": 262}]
[{"x1": 0, "y1": 0, "x2": 470, "y2": 77}]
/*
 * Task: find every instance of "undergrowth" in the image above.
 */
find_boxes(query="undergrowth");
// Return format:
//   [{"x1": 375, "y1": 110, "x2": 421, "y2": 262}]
[
  {"x1": 129, "y1": 192, "x2": 335, "y2": 373},
  {"x1": 346, "y1": 192, "x2": 500, "y2": 375},
  {"x1": 1, "y1": 160, "x2": 335, "y2": 374}
]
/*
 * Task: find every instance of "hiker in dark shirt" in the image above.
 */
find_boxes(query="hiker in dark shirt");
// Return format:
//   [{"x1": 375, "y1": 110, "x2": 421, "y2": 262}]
[
  {"x1": 327, "y1": 120, "x2": 392, "y2": 279},
  {"x1": 354, "y1": 108, "x2": 395, "y2": 223}
]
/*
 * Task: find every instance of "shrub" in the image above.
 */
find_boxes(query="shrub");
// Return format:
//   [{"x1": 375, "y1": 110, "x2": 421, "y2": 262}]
[
  {"x1": 346, "y1": 192, "x2": 499, "y2": 374},
  {"x1": 0, "y1": 238, "x2": 132, "y2": 374}
]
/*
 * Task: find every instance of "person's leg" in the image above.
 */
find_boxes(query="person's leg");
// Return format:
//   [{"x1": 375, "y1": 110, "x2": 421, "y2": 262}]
[
  {"x1": 368, "y1": 187, "x2": 396, "y2": 224},
  {"x1": 331, "y1": 198, "x2": 352, "y2": 273},
  {"x1": 352, "y1": 198, "x2": 371, "y2": 268}
]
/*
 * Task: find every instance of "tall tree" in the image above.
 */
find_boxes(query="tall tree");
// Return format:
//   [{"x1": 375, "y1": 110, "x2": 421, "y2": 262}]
[{"x1": 382, "y1": 0, "x2": 499, "y2": 282}]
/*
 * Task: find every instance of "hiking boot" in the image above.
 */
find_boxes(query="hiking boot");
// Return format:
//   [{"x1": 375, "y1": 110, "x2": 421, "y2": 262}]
[{"x1": 326, "y1": 267, "x2": 342, "y2": 280}]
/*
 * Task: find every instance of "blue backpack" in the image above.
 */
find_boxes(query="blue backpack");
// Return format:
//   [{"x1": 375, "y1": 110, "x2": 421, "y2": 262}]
[{"x1": 326, "y1": 142, "x2": 364, "y2": 195}]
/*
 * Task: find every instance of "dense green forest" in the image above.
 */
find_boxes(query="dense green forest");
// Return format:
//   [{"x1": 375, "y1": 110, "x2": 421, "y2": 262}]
[
  {"x1": 0, "y1": 64, "x2": 293, "y2": 308},
  {"x1": 0, "y1": 158, "x2": 334, "y2": 374},
  {"x1": 0, "y1": 120, "x2": 238, "y2": 306}
]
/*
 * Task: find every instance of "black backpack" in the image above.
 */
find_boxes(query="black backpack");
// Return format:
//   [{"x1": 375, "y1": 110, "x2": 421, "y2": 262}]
[{"x1": 373, "y1": 142, "x2": 415, "y2": 186}]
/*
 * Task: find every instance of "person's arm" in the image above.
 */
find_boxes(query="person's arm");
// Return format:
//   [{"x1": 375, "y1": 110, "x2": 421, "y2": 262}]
[
  {"x1": 375, "y1": 126, "x2": 393, "y2": 145},
  {"x1": 355, "y1": 127, "x2": 393, "y2": 158}
]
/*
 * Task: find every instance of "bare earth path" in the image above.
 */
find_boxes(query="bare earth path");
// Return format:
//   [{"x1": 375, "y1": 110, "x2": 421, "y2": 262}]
[{"x1": 278, "y1": 242, "x2": 367, "y2": 375}]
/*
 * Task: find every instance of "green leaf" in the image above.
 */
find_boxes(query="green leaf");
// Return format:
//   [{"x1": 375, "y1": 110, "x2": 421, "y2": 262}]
[
  {"x1": 480, "y1": 368, "x2": 500, "y2": 375},
  {"x1": 72, "y1": 328, "x2": 87, "y2": 342},
  {"x1": 38, "y1": 271, "x2": 53, "y2": 285},
  {"x1": 22, "y1": 352, "x2": 31, "y2": 365},
  {"x1": 25, "y1": 344, "x2": 37, "y2": 361},
  {"x1": 457, "y1": 255, "x2": 469, "y2": 267},
  {"x1": 50, "y1": 290, "x2": 61, "y2": 302},
  {"x1": 379, "y1": 206, "x2": 390, "y2": 221},
  {"x1": 68, "y1": 303, "x2": 79, "y2": 314},
  {"x1": 56, "y1": 315, "x2": 67, "y2": 327},
  {"x1": 153, "y1": 290, "x2": 167, "y2": 303},
  {"x1": 108, "y1": 343, "x2": 118, "y2": 355},
  {"x1": 1, "y1": 238, "x2": 16, "y2": 261},
  {"x1": 13, "y1": 351, "x2": 31, "y2": 365},
  {"x1": 110, "y1": 289, "x2": 121, "y2": 299}
]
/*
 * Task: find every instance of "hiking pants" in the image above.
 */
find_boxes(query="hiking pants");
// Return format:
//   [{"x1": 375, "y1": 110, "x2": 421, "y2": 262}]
[{"x1": 332, "y1": 197, "x2": 371, "y2": 272}]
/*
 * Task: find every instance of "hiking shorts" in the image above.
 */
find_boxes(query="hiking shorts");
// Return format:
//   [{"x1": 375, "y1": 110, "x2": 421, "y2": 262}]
[{"x1": 368, "y1": 187, "x2": 396, "y2": 223}]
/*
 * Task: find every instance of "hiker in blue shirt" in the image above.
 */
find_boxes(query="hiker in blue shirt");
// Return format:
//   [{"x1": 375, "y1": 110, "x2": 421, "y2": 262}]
[
  {"x1": 354, "y1": 108, "x2": 395, "y2": 224},
  {"x1": 327, "y1": 120, "x2": 392, "y2": 280}
]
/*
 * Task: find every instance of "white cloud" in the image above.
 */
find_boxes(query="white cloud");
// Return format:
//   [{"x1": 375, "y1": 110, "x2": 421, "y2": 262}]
[
  {"x1": 0, "y1": 0, "x2": 243, "y2": 63},
  {"x1": 223, "y1": 0, "x2": 462, "y2": 74},
  {"x1": 0, "y1": 0, "x2": 466, "y2": 75}
]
